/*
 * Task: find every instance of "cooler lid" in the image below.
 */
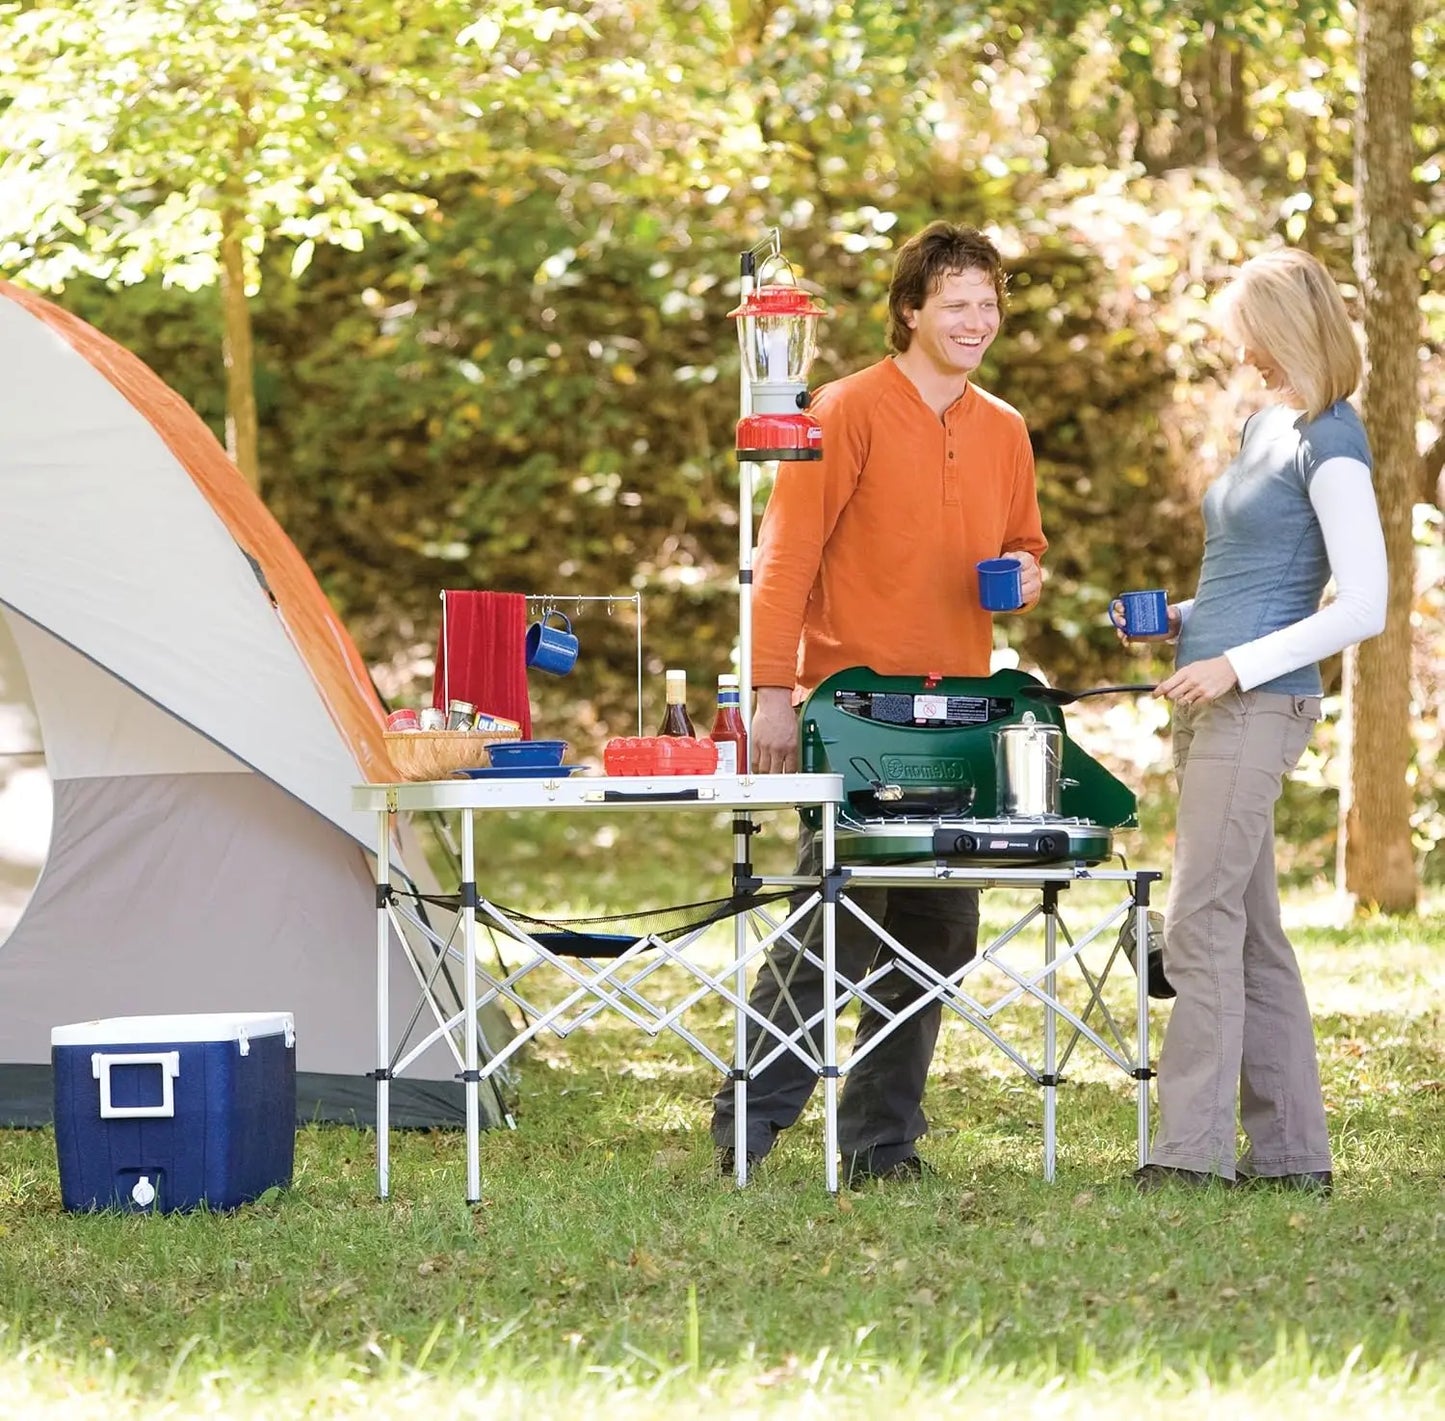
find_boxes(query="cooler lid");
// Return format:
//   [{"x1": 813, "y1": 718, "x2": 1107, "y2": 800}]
[{"x1": 51, "y1": 1011, "x2": 295, "y2": 1047}]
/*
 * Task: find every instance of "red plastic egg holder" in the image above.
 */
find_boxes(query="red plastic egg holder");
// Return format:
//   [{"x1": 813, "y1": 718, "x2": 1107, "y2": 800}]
[{"x1": 603, "y1": 736, "x2": 720, "y2": 776}]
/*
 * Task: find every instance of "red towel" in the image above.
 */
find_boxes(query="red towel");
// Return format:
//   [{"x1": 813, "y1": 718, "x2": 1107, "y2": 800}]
[{"x1": 432, "y1": 591, "x2": 532, "y2": 736}]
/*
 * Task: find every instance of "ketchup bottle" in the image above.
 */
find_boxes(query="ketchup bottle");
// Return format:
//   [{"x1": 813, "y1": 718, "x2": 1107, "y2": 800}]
[{"x1": 710, "y1": 673, "x2": 748, "y2": 776}]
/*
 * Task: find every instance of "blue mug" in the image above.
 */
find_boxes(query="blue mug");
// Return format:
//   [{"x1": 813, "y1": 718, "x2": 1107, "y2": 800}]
[
  {"x1": 977, "y1": 557, "x2": 1023, "y2": 612},
  {"x1": 524, "y1": 610, "x2": 579, "y2": 676},
  {"x1": 1110, "y1": 589, "x2": 1170, "y2": 638}
]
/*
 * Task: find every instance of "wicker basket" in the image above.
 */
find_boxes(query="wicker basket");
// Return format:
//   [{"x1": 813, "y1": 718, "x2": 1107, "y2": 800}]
[{"x1": 384, "y1": 728, "x2": 521, "y2": 782}]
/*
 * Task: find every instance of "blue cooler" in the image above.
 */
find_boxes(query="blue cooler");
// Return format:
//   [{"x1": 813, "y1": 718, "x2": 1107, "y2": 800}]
[{"x1": 52, "y1": 1012, "x2": 296, "y2": 1214}]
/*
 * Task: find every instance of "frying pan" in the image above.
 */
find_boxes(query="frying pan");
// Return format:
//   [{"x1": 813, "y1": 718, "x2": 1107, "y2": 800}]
[
  {"x1": 1017, "y1": 683, "x2": 1157, "y2": 707},
  {"x1": 846, "y1": 784, "x2": 976, "y2": 818},
  {"x1": 847, "y1": 757, "x2": 975, "y2": 818}
]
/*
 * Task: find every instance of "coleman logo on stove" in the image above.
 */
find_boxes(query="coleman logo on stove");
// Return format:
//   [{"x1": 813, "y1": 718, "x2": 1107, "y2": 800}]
[{"x1": 878, "y1": 756, "x2": 971, "y2": 783}]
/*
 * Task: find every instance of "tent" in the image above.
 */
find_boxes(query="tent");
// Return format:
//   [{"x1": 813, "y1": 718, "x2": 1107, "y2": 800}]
[{"x1": 0, "y1": 281, "x2": 512, "y2": 1128}]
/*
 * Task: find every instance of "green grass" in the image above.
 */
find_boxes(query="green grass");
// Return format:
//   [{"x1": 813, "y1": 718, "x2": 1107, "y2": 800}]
[{"x1": 2, "y1": 812, "x2": 1443, "y2": 1418}]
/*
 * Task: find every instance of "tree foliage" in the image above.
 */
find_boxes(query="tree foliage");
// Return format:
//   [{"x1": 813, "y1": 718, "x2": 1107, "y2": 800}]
[{"x1": 1, "y1": 0, "x2": 1440, "y2": 878}]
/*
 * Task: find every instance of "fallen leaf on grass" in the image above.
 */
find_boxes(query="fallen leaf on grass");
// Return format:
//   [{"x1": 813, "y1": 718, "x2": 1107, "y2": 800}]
[
  {"x1": 754, "y1": 1356, "x2": 801, "y2": 1388},
  {"x1": 628, "y1": 1248, "x2": 662, "y2": 1282}
]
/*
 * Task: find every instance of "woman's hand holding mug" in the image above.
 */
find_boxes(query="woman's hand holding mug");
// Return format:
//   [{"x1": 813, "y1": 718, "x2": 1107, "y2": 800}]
[{"x1": 1113, "y1": 589, "x2": 1180, "y2": 647}]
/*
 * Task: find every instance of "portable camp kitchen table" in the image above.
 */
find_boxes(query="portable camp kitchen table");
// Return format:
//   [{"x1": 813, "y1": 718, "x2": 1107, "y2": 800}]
[{"x1": 356, "y1": 773, "x2": 1160, "y2": 1200}]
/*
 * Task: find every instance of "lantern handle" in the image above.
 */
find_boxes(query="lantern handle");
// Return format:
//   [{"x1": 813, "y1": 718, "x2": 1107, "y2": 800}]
[
  {"x1": 756, "y1": 252, "x2": 804, "y2": 289},
  {"x1": 740, "y1": 230, "x2": 806, "y2": 290},
  {"x1": 741, "y1": 228, "x2": 781, "y2": 280}
]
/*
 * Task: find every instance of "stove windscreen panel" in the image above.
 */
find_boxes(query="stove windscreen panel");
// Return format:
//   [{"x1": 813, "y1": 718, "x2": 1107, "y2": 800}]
[{"x1": 832, "y1": 689, "x2": 1015, "y2": 728}]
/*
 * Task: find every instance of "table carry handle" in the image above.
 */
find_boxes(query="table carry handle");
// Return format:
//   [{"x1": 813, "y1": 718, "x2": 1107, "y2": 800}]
[
  {"x1": 598, "y1": 788, "x2": 705, "y2": 802},
  {"x1": 91, "y1": 1050, "x2": 181, "y2": 1119}
]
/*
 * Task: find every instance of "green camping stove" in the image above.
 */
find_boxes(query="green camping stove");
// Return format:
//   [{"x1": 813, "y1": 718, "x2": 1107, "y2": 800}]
[{"x1": 799, "y1": 667, "x2": 1138, "y2": 867}]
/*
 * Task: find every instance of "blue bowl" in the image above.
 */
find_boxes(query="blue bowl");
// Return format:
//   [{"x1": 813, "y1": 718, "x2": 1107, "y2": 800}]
[{"x1": 487, "y1": 739, "x2": 568, "y2": 769}]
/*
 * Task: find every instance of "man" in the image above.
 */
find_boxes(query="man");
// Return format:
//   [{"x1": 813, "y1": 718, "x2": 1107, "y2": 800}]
[{"x1": 710, "y1": 221, "x2": 1047, "y2": 1185}]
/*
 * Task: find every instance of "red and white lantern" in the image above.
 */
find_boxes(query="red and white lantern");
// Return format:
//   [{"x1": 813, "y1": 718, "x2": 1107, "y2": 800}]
[{"x1": 729, "y1": 282, "x2": 826, "y2": 462}]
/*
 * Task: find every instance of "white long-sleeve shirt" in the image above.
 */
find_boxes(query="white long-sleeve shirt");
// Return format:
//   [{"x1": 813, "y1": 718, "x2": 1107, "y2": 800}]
[{"x1": 1174, "y1": 455, "x2": 1387, "y2": 690}]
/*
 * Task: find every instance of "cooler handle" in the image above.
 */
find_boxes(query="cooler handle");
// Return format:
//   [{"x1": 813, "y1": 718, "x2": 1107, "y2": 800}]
[{"x1": 91, "y1": 1050, "x2": 181, "y2": 1119}]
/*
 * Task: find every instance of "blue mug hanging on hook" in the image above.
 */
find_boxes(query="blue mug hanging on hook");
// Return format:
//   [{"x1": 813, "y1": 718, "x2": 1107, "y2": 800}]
[{"x1": 525, "y1": 609, "x2": 579, "y2": 676}]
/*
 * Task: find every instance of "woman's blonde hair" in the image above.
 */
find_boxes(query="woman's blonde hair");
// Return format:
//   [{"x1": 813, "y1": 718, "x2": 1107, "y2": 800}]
[{"x1": 1216, "y1": 248, "x2": 1363, "y2": 420}]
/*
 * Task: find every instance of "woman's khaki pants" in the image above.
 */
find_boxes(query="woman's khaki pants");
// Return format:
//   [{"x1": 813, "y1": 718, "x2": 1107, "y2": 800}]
[{"x1": 1149, "y1": 689, "x2": 1333, "y2": 1179}]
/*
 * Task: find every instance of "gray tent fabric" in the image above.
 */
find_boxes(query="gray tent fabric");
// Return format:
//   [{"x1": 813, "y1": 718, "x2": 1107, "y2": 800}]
[
  {"x1": 0, "y1": 619, "x2": 518, "y2": 1130},
  {"x1": 0, "y1": 611, "x2": 45, "y2": 947},
  {"x1": 0, "y1": 768, "x2": 505, "y2": 1128},
  {"x1": 0, "y1": 286, "x2": 519, "y2": 1131},
  {"x1": 5, "y1": 770, "x2": 402, "y2": 1064}
]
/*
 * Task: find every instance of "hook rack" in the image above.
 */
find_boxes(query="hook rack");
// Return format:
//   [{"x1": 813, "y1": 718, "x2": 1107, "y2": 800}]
[{"x1": 438, "y1": 591, "x2": 645, "y2": 736}]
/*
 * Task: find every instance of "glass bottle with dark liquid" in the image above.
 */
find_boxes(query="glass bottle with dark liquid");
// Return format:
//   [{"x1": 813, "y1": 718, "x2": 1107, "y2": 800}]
[{"x1": 656, "y1": 669, "x2": 696, "y2": 737}]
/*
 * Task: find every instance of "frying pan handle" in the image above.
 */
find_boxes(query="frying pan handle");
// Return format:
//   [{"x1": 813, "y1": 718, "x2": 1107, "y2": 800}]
[{"x1": 1018, "y1": 682, "x2": 1157, "y2": 704}]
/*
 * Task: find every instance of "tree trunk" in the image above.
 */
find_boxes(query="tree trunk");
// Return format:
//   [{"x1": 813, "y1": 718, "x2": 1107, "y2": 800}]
[
  {"x1": 1222, "y1": 38, "x2": 1247, "y2": 163},
  {"x1": 1341, "y1": 0, "x2": 1418, "y2": 913},
  {"x1": 1300, "y1": 17, "x2": 1324, "y2": 248},
  {"x1": 220, "y1": 210, "x2": 261, "y2": 493},
  {"x1": 1422, "y1": 428, "x2": 1445, "y2": 509},
  {"x1": 1037, "y1": 30, "x2": 1084, "y2": 174}
]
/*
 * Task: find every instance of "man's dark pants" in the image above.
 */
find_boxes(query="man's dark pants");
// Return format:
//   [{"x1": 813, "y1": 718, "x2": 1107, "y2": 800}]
[{"x1": 710, "y1": 821, "x2": 980, "y2": 1170}]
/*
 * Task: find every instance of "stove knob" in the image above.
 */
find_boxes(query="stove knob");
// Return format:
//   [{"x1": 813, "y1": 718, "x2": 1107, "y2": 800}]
[
  {"x1": 951, "y1": 832, "x2": 978, "y2": 855},
  {"x1": 1037, "y1": 833, "x2": 1064, "y2": 857}
]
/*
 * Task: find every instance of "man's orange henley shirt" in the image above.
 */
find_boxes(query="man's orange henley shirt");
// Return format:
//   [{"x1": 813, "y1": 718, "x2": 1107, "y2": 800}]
[{"x1": 752, "y1": 357, "x2": 1047, "y2": 695}]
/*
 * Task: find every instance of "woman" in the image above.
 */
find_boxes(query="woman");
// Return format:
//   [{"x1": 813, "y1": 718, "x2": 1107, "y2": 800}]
[{"x1": 1129, "y1": 248, "x2": 1387, "y2": 1194}]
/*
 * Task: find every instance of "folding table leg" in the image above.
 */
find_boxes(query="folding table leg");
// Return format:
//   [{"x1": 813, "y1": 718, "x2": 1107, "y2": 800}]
[
  {"x1": 1134, "y1": 879, "x2": 1154, "y2": 1167},
  {"x1": 731, "y1": 815, "x2": 751, "y2": 1186},
  {"x1": 732, "y1": 899, "x2": 750, "y2": 1186},
  {"x1": 375, "y1": 807, "x2": 391, "y2": 1201},
  {"x1": 462, "y1": 809, "x2": 481, "y2": 1204},
  {"x1": 1042, "y1": 886, "x2": 1058, "y2": 1182},
  {"x1": 821, "y1": 804, "x2": 839, "y2": 1194}
]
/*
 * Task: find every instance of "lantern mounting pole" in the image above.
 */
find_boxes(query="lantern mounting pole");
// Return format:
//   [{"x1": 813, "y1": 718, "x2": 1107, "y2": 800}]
[
  {"x1": 730, "y1": 232, "x2": 826, "y2": 777},
  {"x1": 737, "y1": 244, "x2": 762, "y2": 773}
]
